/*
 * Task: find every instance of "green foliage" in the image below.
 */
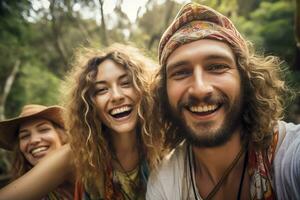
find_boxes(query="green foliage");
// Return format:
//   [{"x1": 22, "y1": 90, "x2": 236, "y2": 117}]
[
  {"x1": 134, "y1": 0, "x2": 182, "y2": 53},
  {"x1": 0, "y1": 0, "x2": 298, "y2": 120},
  {"x1": 0, "y1": 0, "x2": 31, "y2": 92},
  {"x1": 249, "y1": 1, "x2": 295, "y2": 65},
  {"x1": 6, "y1": 62, "x2": 62, "y2": 118}
]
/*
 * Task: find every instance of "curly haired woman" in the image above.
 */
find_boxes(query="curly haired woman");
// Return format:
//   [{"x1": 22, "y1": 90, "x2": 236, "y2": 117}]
[{"x1": 62, "y1": 43, "x2": 163, "y2": 199}]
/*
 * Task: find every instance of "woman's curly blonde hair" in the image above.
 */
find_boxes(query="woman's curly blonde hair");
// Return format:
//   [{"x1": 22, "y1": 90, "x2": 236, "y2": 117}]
[
  {"x1": 62, "y1": 43, "x2": 163, "y2": 198},
  {"x1": 153, "y1": 40, "x2": 294, "y2": 151}
]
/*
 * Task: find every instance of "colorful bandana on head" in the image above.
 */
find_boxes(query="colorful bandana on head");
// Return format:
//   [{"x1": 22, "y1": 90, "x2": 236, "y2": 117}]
[{"x1": 158, "y1": 3, "x2": 248, "y2": 66}]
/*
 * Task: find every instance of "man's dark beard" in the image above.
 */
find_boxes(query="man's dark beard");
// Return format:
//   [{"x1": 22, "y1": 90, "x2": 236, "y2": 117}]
[{"x1": 170, "y1": 92, "x2": 243, "y2": 148}]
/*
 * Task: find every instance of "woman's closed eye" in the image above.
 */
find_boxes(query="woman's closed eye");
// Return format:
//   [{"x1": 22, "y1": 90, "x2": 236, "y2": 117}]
[
  {"x1": 119, "y1": 76, "x2": 132, "y2": 88},
  {"x1": 38, "y1": 127, "x2": 51, "y2": 133},
  {"x1": 19, "y1": 132, "x2": 30, "y2": 140},
  {"x1": 95, "y1": 87, "x2": 108, "y2": 95},
  {"x1": 120, "y1": 80, "x2": 132, "y2": 87}
]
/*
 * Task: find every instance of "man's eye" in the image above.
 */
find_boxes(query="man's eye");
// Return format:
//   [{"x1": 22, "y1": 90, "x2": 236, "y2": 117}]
[
  {"x1": 207, "y1": 64, "x2": 230, "y2": 72},
  {"x1": 170, "y1": 70, "x2": 191, "y2": 79}
]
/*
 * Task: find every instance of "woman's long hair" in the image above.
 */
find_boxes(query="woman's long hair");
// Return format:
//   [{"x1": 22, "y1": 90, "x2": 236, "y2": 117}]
[
  {"x1": 62, "y1": 44, "x2": 163, "y2": 198},
  {"x1": 153, "y1": 40, "x2": 294, "y2": 152}
]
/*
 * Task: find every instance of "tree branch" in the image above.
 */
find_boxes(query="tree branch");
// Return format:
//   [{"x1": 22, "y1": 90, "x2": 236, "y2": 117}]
[
  {"x1": 98, "y1": 0, "x2": 108, "y2": 46},
  {"x1": 0, "y1": 60, "x2": 20, "y2": 121}
]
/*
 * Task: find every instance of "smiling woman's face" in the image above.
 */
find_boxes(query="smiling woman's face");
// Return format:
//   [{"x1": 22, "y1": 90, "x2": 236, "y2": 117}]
[
  {"x1": 93, "y1": 59, "x2": 140, "y2": 135},
  {"x1": 18, "y1": 118, "x2": 63, "y2": 166}
]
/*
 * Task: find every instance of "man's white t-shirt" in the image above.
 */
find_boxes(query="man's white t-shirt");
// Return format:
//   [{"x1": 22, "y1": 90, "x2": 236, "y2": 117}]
[{"x1": 146, "y1": 121, "x2": 300, "y2": 200}]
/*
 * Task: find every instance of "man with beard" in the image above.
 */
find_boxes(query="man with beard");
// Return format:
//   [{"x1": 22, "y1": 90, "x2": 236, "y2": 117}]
[{"x1": 146, "y1": 3, "x2": 300, "y2": 200}]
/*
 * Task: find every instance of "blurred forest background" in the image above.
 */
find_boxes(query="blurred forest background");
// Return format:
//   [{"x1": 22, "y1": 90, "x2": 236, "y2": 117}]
[{"x1": 0, "y1": 0, "x2": 299, "y2": 184}]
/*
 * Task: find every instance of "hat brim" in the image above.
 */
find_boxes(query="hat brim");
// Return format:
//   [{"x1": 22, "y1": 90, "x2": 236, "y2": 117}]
[{"x1": 0, "y1": 106, "x2": 65, "y2": 150}]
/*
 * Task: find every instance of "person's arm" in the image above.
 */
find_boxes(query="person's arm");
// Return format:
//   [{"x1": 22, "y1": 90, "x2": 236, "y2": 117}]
[{"x1": 0, "y1": 144, "x2": 74, "y2": 200}]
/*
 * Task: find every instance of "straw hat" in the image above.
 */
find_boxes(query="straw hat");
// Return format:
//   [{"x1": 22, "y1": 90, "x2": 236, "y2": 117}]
[{"x1": 0, "y1": 104, "x2": 65, "y2": 150}]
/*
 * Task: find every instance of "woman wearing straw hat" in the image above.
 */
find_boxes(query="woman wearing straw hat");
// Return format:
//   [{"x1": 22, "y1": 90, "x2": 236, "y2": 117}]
[{"x1": 0, "y1": 104, "x2": 74, "y2": 200}]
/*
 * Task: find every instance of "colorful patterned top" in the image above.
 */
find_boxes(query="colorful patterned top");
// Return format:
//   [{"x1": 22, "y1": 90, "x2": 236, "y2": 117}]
[
  {"x1": 248, "y1": 131, "x2": 278, "y2": 199},
  {"x1": 74, "y1": 159, "x2": 149, "y2": 200},
  {"x1": 41, "y1": 186, "x2": 74, "y2": 200}
]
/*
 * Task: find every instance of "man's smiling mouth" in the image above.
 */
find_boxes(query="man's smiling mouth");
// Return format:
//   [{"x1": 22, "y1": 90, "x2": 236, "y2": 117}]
[{"x1": 186, "y1": 103, "x2": 222, "y2": 116}]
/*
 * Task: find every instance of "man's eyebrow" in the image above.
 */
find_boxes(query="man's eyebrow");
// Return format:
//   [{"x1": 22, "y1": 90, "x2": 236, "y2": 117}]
[
  {"x1": 205, "y1": 54, "x2": 235, "y2": 63},
  {"x1": 166, "y1": 61, "x2": 190, "y2": 73}
]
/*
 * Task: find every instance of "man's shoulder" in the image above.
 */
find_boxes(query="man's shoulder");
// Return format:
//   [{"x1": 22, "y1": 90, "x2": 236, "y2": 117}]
[
  {"x1": 273, "y1": 121, "x2": 300, "y2": 199},
  {"x1": 282, "y1": 121, "x2": 300, "y2": 134},
  {"x1": 156, "y1": 141, "x2": 186, "y2": 172},
  {"x1": 149, "y1": 141, "x2": 187, "y2": 181},
  {"x1": 277, "y1": 121, "x2": 300, "y2": 149},
  {"x1": 146, "y1": 142, "x2": 188, "y2": 199}
]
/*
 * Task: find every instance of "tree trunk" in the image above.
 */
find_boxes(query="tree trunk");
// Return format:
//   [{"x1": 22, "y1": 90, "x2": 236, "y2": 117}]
[
  {"x1": 147, "y1": 0, "x2": 175, "y2": 50},
  {"x1": 0, "y1": 60, "x2": 20, "y2": 121},
  {"x1": 294, "y1": 0, "x2": 300, "y2": 71},
  {"x1": 99, "y1": 0, "x2": 108, "y2": 46},
  {"x1": 49, "y1": 0, "x2": 69, "y2": 69},
  {"x1": 65, "y1": 0, "x2": 92, "y2": 41}
]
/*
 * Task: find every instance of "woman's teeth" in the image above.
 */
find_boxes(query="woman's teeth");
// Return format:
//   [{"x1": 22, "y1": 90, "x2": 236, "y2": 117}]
[
  {"x1": 111, "y1": 106, "x2": 131, "y2": 115},
  {"x1": 110, "y1": 106, "x2": 132, "y2": 118},
  {"x1": 31, "y1": 146, "x2": 48, "y2": 155}
]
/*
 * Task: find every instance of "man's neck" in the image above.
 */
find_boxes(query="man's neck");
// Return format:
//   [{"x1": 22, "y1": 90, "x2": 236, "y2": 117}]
[{"x1": 192, "y1": 129, "x2": 243, "y2": 184}]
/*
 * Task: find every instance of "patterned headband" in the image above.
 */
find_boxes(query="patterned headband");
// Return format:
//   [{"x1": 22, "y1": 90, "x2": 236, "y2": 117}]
[{"x1": 158, "y1": 3, "x2": 247, "y2": 66}]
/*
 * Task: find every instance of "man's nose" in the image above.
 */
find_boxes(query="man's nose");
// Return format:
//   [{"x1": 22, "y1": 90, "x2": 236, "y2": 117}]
[{"x1": 188, "y1": 68, "x2": 213, "y2": 98}]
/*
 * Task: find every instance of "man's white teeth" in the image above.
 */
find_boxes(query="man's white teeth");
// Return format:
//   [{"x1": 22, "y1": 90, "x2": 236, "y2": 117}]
[
  {"x1": 189, "y1": 104, "x2": 218, "y2": 113},
  {"x1": 31, "y1": 147, "x2": 48, "y2": 155},
  {"x1": 111, "y1": 106, "x2": 131, "y2": 115}
]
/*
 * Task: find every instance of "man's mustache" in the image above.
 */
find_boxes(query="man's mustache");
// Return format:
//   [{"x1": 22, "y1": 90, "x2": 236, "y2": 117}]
[{"x1": 177, "y1": 93, "x2": 228, "y2": 111}]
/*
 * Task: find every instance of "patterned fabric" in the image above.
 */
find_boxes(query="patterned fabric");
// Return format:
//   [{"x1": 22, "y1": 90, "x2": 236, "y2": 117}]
[
  {"x1": 105, "y1": 161, "x2": 124, "y2": 200},
  {"x1": 41, "y1": 187, "x2": 74, "y2": 200},
  {"x1": 74, "y1": 159, "x2": 149, "y2": 200},
  {"x1": 158, "y1": 2, "x2": 247, "y2": 66},
  {"x1": 248, "y1": 131, "x2": 278, "y2": 200},
  {"x1": 113, "y1": 166, "x2": 145, "y2": 199}
]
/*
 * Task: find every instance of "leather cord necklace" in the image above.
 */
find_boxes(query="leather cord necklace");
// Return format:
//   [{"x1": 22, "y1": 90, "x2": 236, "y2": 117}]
[
  {"x1": 237, "y1": 149, "x2": 248, "y2": 200},
  {"x1": 112, "y1": 155, "x2": 140, "y2": 200},
  {"x1": 188, "y1": 144, "x2": 247, "y2": 200}
]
